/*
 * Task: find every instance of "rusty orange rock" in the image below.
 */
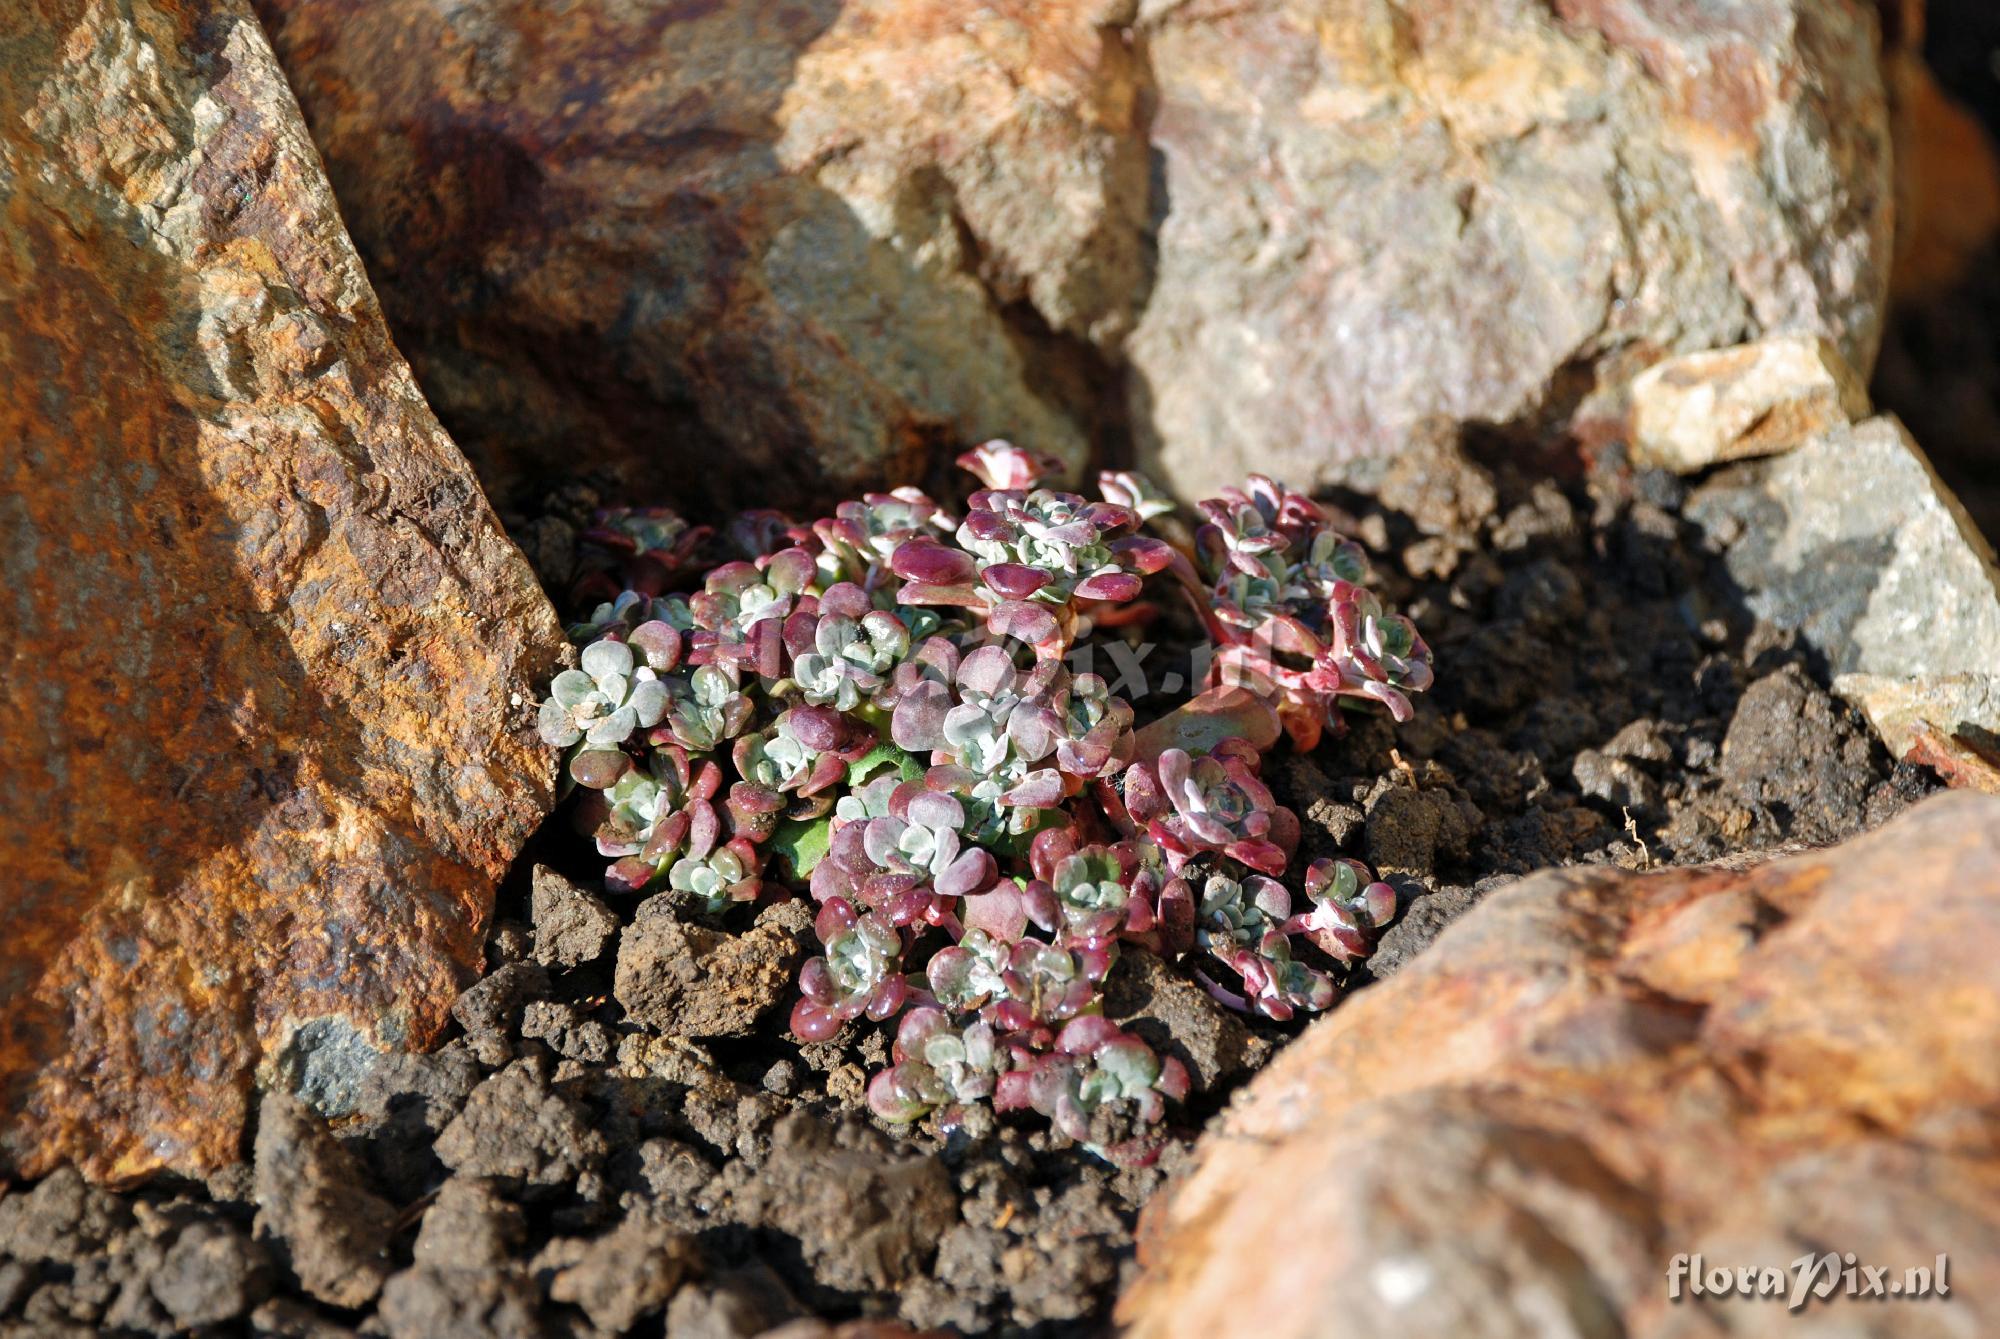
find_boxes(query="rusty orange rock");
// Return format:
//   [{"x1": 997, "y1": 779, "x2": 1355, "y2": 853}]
[
  {"x1": 1119, "y1": 791, "x2": 2000, "y2": 1338},
  {"x1": 0, "y1": 0, "x2": 567, "y2": 1181}
]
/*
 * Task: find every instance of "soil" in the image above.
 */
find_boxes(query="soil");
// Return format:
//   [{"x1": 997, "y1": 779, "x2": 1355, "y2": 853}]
[{"x1": 0, "y1": 438, "x2": 1942, "y2": 1339}]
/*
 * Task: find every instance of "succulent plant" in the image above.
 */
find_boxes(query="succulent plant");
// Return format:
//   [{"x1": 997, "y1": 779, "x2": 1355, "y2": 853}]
[
  {"x1": 536, "y1": 467, "x2": 1435, "y2": 1150},
  {"x1": 1096, "y1": 469, "x2": 1178, "y2": 525},
  {"x1": 958, "y1": 440, "x2": 1064, "y2": 491},
  {"x1": 995, "y1": 1016, "x2": 1189, "y2": 1166},
  {"x1": 1183, "y1": 474, "x2": 1434, "y2": 749},
  {"x1": 924, "y1": 927, "x2": 1013, "y2": 1013},
  {"x1": 1121, "y1": 741, "x2": 1297, "y2": 876},
  {"x1": 867, "y1": 1007, "x2": 1009, "y2": 1124},
  {"x1": 814, "y1": 488, "x2": 951, "y2": 586},
  {"x1": 666, "y1": 836, "x2": 763, "y2": 914},
  {"x1": 733, "y1": 705, "x2": 862, "y2": 798},
  {"x1": 791, "y1": 897, "x2": 910, "y2": 1042},
  {"x1": 789, "y1": 607, "x2": 910, "y2": 710},
  {"x1": 540, "y1": 637, "x2": 671, "y2": 753},
  {"x1": 659, "y1": 664, "x2": 755, "y2": 753},
  {"x1": 1291, "y1": 857, "x2": 1399, "y2": 964},
  {"x1": 1193, "y1": 871, "x2": 1334, "y2": 1022},
  {"x1": 1044, "y1": 846, "x2": 1134, "y2": 950}
]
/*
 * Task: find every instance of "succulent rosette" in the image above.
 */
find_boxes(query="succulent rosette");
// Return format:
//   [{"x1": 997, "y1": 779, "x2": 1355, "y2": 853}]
[
  {"x1": 1120, "y1": 741, "x2": 1299, "y2": 876},
  {"x1": 537, "y1": 456, "x2": 1434, "y2": 1158},
  {"x1": 790, "y1": 897, "x2": 911, "y2": 1042},
  {"x1": 1193, "y1": 871, "x2": 1334, "y2": 1022},
  {"x1": 1183, "y1": 474, "x2": 1434, "y2": 748},
  {"x1": 868, "y1": 1007, "x2": 1011, "y2": 1125},
  {"x1": 996, "y1": 1016, "x2": 1189, "y2": 1166}
]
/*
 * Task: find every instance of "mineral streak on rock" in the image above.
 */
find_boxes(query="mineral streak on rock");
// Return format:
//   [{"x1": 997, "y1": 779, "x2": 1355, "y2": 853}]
[{"x1": 0, "y1": 0, "x2": 567, "y2": 1181}]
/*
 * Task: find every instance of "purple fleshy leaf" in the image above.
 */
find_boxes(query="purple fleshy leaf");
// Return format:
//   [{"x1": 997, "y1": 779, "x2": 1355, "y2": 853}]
[
  {"x1": 981, "y1": 563, "x2": 1053, "y2": 599},
  {"x1": 1073, "y1": 571, "x2": 1143, "y2": 602}
]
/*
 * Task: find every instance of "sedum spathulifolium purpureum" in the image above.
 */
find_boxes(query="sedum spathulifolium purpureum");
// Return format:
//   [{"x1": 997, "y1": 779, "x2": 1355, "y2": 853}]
[{"x1": 537, "y1": 444, "x2": 1431, "y2": 1164}]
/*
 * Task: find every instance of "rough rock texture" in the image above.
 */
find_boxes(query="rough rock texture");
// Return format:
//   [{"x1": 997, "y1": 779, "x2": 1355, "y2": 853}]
[
  {"x1": 1128, "y1": 0, "x2": 1894, "y2": 495},
  {"x1": 528, "y1": 866, "x2": 619, "y2": 970},
  {"x1": 251, "y1": 0, "x2": 1145, "y2": 511},
  {"x1": 252, "y1": 1094, "x2": 396, "y2": 1310},
  {"x1": 614, "y1": 897, "x2": 812, "y2": 1039},
  {"x1": 1627, "y1": 335, "x2": 1871, "y2": 473},
  {"x1": 0, "y1": 0, "x2": 568, "y2": 1181},
  {"x1": 250, "y1": 0, "x2": 1891, "y2": 510},
  {"x1": 1119, "y1": 791, "x2": 2000, "y2": 1338},
  {"x1": 1687, "y1": 415, "x2": 2000, "y2": 779},
  {"x1": 1128, "y1": 0, "x2": 1888, "y2": 497}
]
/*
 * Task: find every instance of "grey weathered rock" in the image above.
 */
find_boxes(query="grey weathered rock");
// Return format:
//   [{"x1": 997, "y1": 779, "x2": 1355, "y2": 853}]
[
  {"x1": 1627, "y1": 335, "x2": 1871, "y2": 472},
  {"x1": 1126, "y1": 0, "x2": 1894, "y2": 497},
  {"x1": 1687, "y1": 416, "x2": 2000, "y2": 773}
]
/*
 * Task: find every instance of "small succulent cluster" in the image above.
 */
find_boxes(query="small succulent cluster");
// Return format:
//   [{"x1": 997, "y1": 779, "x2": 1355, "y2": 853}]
[
  {"x1": 538, "y1": 444, "x2": 1429, "y2": 1163},
  {"x1": 1179, "y1": 476, "x2": 1435, "y2": 750}
]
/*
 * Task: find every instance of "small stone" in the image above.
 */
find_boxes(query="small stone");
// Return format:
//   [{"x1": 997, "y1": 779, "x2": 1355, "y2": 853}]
[
  {"x1": 546, "y1": 1213, "x2": 697, "y2": 1332},
  {"x1": 613, "y1": 895, "x2": 810, "y2": 1038},
  {"x1": 252, "y1": 1093, "x2": 397, "y2": 1310},
  {"x1": 0, "y1": 1168, "x2": 130, "y2": 1265},
  {"x1": 530, "y1": 865, "x2": 621, "y2": 969},
  {"x1": 1629, "y1": 335, "x2": 1870, "y2": 472},
  {"x1": 149, "y1": 1221, "x2": 271, "y2": 1328},
  {"x1": 451, "y1": 961, "x2": 550, "y2": 1041},
  {"x1": 1689, "y1": 416, "x2": 2000, "y2": 765},
  {"x1": 520, "y1": 1001, "x2": 613, "y2": 1065},
  {"x1": 414, "y1": 1178, "x2": 526, "y2": 1270},
  {"x1": 707, "y1": 1113, "x2": 958, "y2": 1294},
  {"x1": 434, "y1": 1057, "x2": 608, "y2": 1193},
  {"x1": 375, "y1": 1265, "x2": 543, "y2": 1339}
]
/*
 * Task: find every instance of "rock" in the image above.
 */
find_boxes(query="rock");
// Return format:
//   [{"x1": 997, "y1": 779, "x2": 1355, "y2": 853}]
[
  {"x1": 529, "y1": 867, "x2": 620, "y2": 970},
  {"x1": 0, "y1": 1169, "x2": 130, "y2": 1265},
  {"x1": 711, "y1": 1112, "x2": 957, "y2": 1295},
  {"x1": 376, "y1": 1264, "x2": 544, "y2": 1339},
  {"x1": 251, "y1": 0, "x2": 1140, "y2": 511},
  {"x1": 413, "y1": 1178, "x2": 527, "y2": 1271},
  {"x1": 1627, "y1": 336, "x2": 1871, "y2": 472},
  {"x1": 434, "y1": 1058, "x2": 608, "y2": 1193},
  {"x1": 1884, "y1": 4, "x2": 2000, "y2": 304},
  {"x1": 1118, "y1": 792, "x2": 2000, "y2": 1339},
  {"x1": 665, "y1": 1265, "x2": 798, "y2": 1339},
  {"x1": 545, "y1": 1213, "x2": 696, "y2": 1333},
  {"x1": 252, "y1": 1094, "x2": 397, "y2": 1310},
  {"x1": 614, "y1": 897, "x2": 812, "y2": 1039},
  {"x1": 1127, "y1": 0, "x2": 1893, "y2": 496},
  {"x1": 1687, "y1": 416, "x2": 2000, "y2": 772},
  {"x1": 451, "y1": 959, "x2": 549, "y2": 1067},
  {"x1": 149, "y1": 1221, "x2": 272, "y2": 1329},
  {"x1": 251, "y1": 0, "x2": 1889, "y2": 510},
  {"x1": 0, "y1": 0, "x2": 568, "y2": 1180},
  {"x1": 519, "y1": 1002, "x2": 613, "y2": 1065},
  {"x1": 249, "y1": 1297, "x2": 363, "y2": 1339}
]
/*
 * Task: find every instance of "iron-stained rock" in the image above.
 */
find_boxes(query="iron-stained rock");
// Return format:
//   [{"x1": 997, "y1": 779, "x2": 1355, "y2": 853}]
[{"x1": 0, "y1": 0, "x2": 567, "y2": 1180}]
